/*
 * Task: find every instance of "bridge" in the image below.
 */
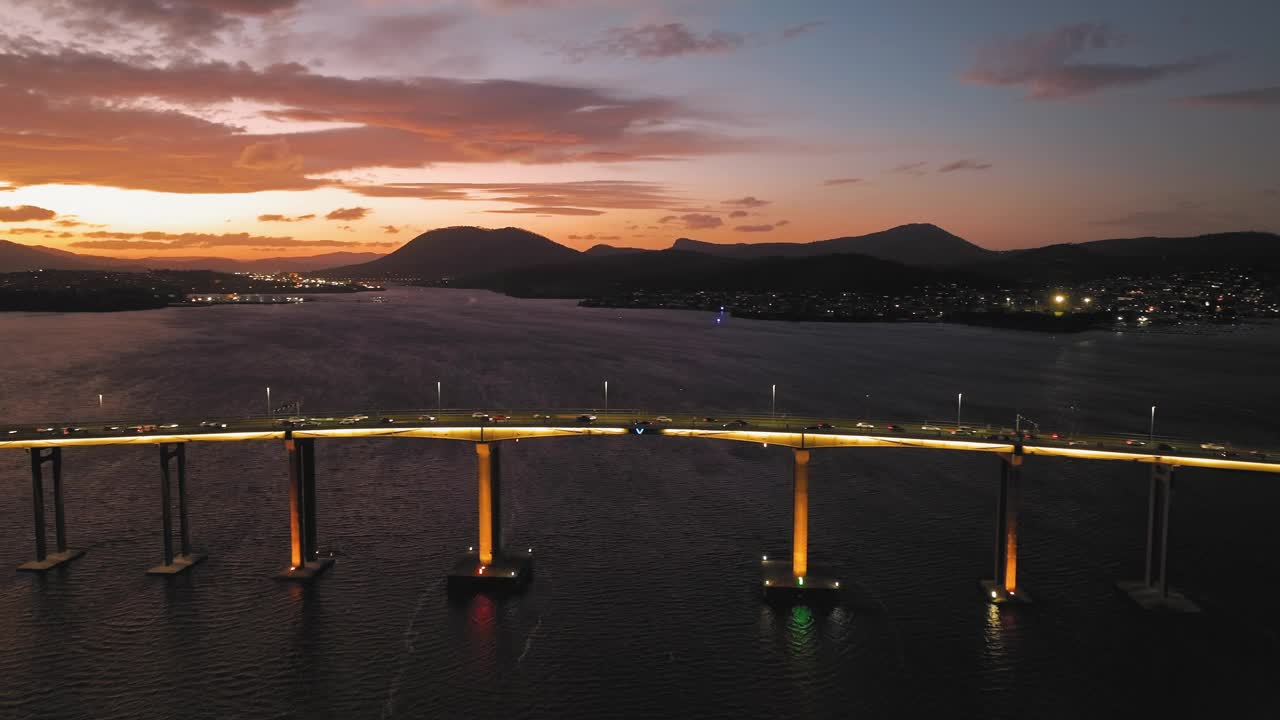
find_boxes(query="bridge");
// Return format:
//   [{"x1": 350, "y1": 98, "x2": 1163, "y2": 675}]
[{"x1": 5, "y1": 409, "x2": 1277, "y2": 611}]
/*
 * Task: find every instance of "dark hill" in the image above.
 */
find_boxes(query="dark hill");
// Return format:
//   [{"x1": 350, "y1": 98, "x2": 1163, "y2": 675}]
[
  {"x1": 320, "y1": 226, "x2": 580, "y2": 279},
  {"x1": 671, "y1": 223, "x2": 992, "y2": 266},
  {"x1": 0, "y1": 239, "x2": 142, "y2": 272},
  {"x1": 972, "y1": 231, "x2": 1280, "y2": 281},
  {"x1": 583, "y1": 244, "x2": 646, "y2": 257}
]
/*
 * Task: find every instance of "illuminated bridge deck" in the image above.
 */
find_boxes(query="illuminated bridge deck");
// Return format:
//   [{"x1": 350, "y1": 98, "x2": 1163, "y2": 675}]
[{"x1": 3, "y1": 410, "x2": 1277, "y2": 473}]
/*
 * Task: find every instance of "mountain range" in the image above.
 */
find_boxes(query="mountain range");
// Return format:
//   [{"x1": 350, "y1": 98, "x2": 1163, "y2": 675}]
[
  {"x1": 0, "y1": 241, "x2": 383, "y2": 273},
  {"x1": 7, "y1": 224, "x2": 1279, "y2": 295}
]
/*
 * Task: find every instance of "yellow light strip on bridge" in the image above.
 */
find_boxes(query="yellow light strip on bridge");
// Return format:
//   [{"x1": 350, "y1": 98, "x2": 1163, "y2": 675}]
[
  {"x1": 1022, "y1": 445, "x2": 1280, "y2": 474},
  {"x1": 0, "y1": 431, "x2": 284, "y2": 450},
  {"x1": 661, "y1": 428, "x2": 1014, "y2": 453}
]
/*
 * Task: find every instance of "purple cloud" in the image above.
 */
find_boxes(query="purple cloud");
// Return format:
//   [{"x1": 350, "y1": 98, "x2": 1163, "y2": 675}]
[
  {"x1": 734, "y1": 224, "x2": 774, "y2": 233},
  {"x1": 938, "y1": 159, "x2": 992, "y2": 173},
  {"x1": 963, "y1": 22, "x2": 1225, "y2": 100},
  {"x1": 888, "y1": 162, "x2": 927, "y2": 176},
  {"x1": 722, "y1": 196, "x2": 770, "y2": 208},
  {"x1": 560, "y1": 23, "x2": 746, "y2": 62},
  {"x1": 1182, "y1": 85, "x2": 1280, "y2": 108},
  {"x1": 823, "y1": 177, "x2": 862, "y2": 186}
]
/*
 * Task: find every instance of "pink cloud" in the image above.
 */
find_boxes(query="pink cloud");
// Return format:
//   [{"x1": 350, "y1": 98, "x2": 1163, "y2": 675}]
[{"x1": 733, "y1": 224, "x2": 774, "y2": 233}]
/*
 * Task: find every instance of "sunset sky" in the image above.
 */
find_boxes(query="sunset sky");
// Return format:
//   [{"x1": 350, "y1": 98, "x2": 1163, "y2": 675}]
[{"x1": 0, "y1": 0, "x2": 1276, "y2": 259}]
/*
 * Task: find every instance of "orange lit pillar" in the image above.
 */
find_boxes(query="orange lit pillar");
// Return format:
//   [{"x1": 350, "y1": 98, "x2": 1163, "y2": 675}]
[
  {"x1": 993, "y1": 451, "x2": 1022, "y2": 594},
  {"x1": 286, "y1": 438, "x2": 303, "y2": 569},
  {"x1": 792, "y1": 448, "x2": 810, "y2": 578},
  {"x1": 476, "y1": 442, "x2": 502, "y2": 565}
]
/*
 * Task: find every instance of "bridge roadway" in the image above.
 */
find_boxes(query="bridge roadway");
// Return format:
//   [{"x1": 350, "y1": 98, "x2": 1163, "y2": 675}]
[
  {"x1": 2, "y1": 409, "x2": 1277, "y2": 473},
  {"x1": 4, "y1": 409, "x2": 1277, "y2": 610}
]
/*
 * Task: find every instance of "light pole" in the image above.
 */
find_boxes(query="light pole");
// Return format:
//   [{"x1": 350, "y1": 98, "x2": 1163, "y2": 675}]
[
  {"x1": 437, "y1": 380, "x2": 442, "y2": 411},
  {"x1": 97, "y1": 393, "x2": 103, "y2": 410},
  {"x1": 604, "y1": 380, "x2": 608, "y2": 413},
  {"x1": 267, "y1": 386, "x2": 272, "y2": 420},
  {"x1": 771, "y1": 384, "x2": 776, "y2": 417},
  {"x1": 1149, "y1": 404, "x2": 1156, "y2": 442},
  {"x1": 957, "y1": 392, "x2": 963, "y2": 428}
]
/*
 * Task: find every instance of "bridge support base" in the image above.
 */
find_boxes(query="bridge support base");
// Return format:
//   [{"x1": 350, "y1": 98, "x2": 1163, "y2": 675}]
[
  {"x1": 1116, "y1": 463, "x2": 1199, "y2": 612},
  {"x1": 981, "y1": 451, "x2": 1032, "y2": 604},
  {"x1": 18, "y1": 447, "x2": 85, "y2": 573},
  {"x1": 148, "y1": 553, "x2": 208, "y2": 576},
  {"x1": 278, "y1": 556, "x2": 334, "y2": 581},
  {"x1": 760, "y1": 559, "x2": 839, "y2": 603},
  {"x1": 19, "y1": 549, "x2": 86, "y2": 573},
  {"x1": 447, "y1": 549, "x2": 533, "y2": 593}
]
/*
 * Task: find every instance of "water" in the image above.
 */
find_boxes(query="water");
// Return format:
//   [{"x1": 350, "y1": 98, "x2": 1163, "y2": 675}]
[{"x1": 1, "y1": 287, "x2": 1278, "y2": 719}]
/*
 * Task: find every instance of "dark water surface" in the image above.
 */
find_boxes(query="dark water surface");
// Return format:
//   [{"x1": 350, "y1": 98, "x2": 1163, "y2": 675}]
[{"x1": 2, "y1": 287, "x2": 1279, "y2": 719}]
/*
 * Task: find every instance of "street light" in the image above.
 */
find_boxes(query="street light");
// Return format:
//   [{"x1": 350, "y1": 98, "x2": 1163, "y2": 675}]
[
  {"x1": 1149, "y1": 404, "x2": 1156, "y2": 442},
  {"x1": 957, "y1": 392, "x2": 963, "y2": 428},
  {"x1": 437, "y1": 380, "x2": 442, "y2": 411},
  {"x1": 771, "y1": 384, "x2": 776, "y2": 417},
  {"x1": 604, "y1": 380, "x2": 608, "y2": 413},
  {"x1": 97, "y1": 393, "x2": 103, "y2": 409},
  {"x1": 267, "y1": 386, "x2": 272, "y2": 420}
]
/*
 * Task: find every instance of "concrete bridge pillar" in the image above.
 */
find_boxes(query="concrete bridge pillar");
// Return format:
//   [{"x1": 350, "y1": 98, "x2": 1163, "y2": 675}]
[
  {"x1": 477, "y1": 441, "x2": 501, "y2": 565},
  {"x1": 792, "y1": 448, "x2": 810, "y2": 579},
  {"x1": 279, "y1": 436, "x2": 332, "y2": 581},
  {"x1": 18, "y1": 447, "x2": 84, "y2": 572},
  {"x1": 147, "y1": 443, "x2": 206, "y2": 575},
  {"x1": 760, "y1": 445, "x2": 838, "y2": 601},
  {"x1": 981, "y1": 449, "x2": 1030, "y2": 603},
  {"x1": 1116, "y1": 463, "x2": 1198, "y2": 611},
  {"x1": 448, "y1": 441, "x2": 531, "y2": 591}
]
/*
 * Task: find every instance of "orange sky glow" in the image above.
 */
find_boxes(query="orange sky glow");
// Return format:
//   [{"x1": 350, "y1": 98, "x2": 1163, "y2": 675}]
[{"x1": 0, "y1": 0, "x2": 1276, "y2": 259}]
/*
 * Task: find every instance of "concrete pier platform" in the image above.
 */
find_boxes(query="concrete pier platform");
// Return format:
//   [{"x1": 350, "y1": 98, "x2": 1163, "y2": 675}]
[
  {"x1": 277, "y1": 556, "x2": 335, "y2": 582},
  {"x1": 18, "y1": 549, "x2": 85, "y2": 572},
  {"x1": 447, "y1": 550, "x2": 533, "y2": 593},
  {"x1": 980, "y1": 579, "x2": 1032, "y2": 604},
  {"x1": 1116, "y1": 581, "x2": 1200, "y2": 613},
  {"x1": 760, "y1": 559, "x2": 840, "y2": 603},
  {"x1": 147, "y1": 553, "x2": 207, "y2": 576}
]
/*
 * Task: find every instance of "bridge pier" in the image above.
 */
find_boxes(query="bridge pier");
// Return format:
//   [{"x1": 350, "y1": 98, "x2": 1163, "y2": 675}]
[
  {"x1": 981, "y1": 450, "x2": 1031, "y2": 603},
  {"x1": 449, "y1": 442, "x2": 532, "y2": 591},
  {"x1": 279, "y1": 437, "x2": 332, "y2": 581},
  {"x1": 1116, "y1": 463, "x2": 1199, "y2": 612},
  {"x1": 147, "y1": 443, "x2": 206, "y2": 575},
  {"x1": 18, "y1": 447, "x2": 85, "y2": 572},
  {"x1": 762, "y1": 448, "x2": 839, "y2": 602}
]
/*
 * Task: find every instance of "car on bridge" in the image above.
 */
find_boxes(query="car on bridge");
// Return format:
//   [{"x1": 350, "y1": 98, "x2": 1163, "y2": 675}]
[
  {"x1": 472, "y1": 412, "x2": 490, "y2": 419},
  {"x1": 200, "y1": 421, "x2": 227, "y2": 429},
  {"x1": 655, "y1": 416, "x2": 673, "y2": 423},
  {"x1": 886, "y1": 424, "x2": 905, "y2": 432},
  {"x1": 804, "y1": 422, "x2": 834, "y2": 430},
  {"x1": 577, "y1": 414, "x2": 597, "y2": 423},
  {"x1": 416, "y1": 415, "x2": 437, "y2": 422},
  {"x1": 1200, "y1": 442, "x2": 1226, "y2": 451},
  {"x1": 723, "y1": 419, "x2": 749, "y2": 428},
  {"x1": 855, "y1": 422, "x2": 874, "y2": 429}
]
